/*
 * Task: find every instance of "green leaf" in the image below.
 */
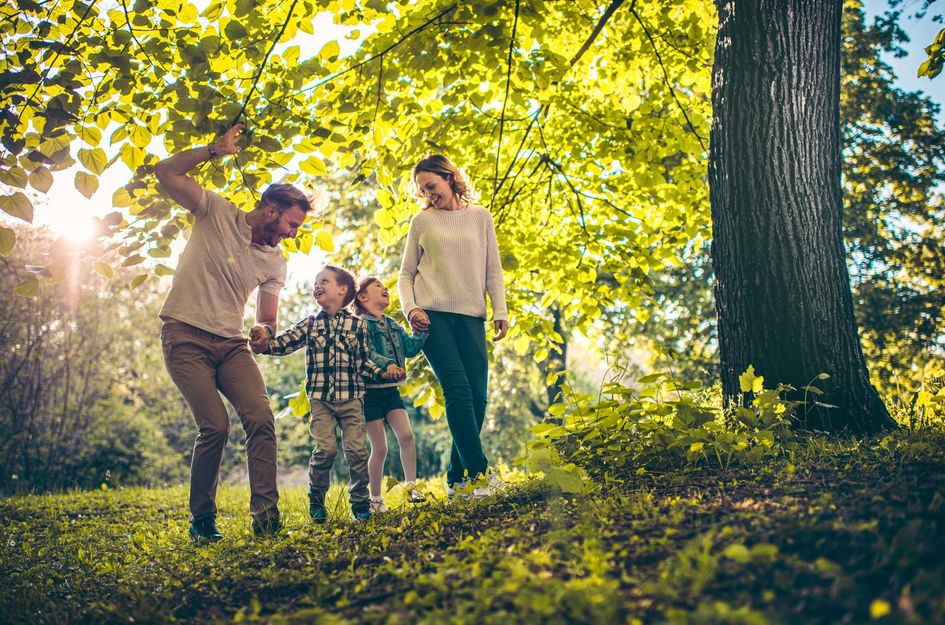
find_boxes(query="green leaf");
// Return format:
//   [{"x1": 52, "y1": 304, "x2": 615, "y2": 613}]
[
  {"x1": 78, "y1": 148, "x2": 108, "y2": 174},
  {"x1": 74, "y1": 171, "x2": 99, "y2": 198},
  {"x1": 14, "y1": 277, "x2": 40, "y2": 298},
  {"x1": 300, "y1": 155, "x2": 327, "y2": 175},
  {"x1": 319, "y1": 40, "x2": 340, "y2": 61},
  {"x1": 315, "y1": 229, "x2": 334, "y2": 252},
  {"x1": 28, "y1": 167, "x2": 53, "y2": 193},
  {"x1": 0, "y1": 192, "x2": 34, "y2": 222},
  {"x1": 869, "y1": 600, "x2": 891, "y2": 619},
  {"x1": 0, "y1": 227, "x2": 15, "y2": 256},
  {"x1": 739, "y1": 365, "x2": 764, "y2": 394},
  {"x1": 721, "y1": 543, "x2": 751, "y2": 563},
  {"x1": 0, "y1": 166, "x2": 28, "y2": 188},
  {"x1": 93, "y1": 262, "x2": 114, "y2": 280},
  {"x1": 154, "y1": 263, "x2": 175, "y2": 276},
  {"x1": 130, "y1": 273, "x2": 148, "y2": 288}
]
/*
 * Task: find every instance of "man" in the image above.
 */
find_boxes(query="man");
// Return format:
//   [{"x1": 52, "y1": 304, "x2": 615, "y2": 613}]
[{"x1": 155, "y1": 123, "x2": 312, "y2": 542}]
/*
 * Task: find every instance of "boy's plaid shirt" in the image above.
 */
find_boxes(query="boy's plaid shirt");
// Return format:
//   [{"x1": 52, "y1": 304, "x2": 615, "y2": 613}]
[{"x1": 264, "y1": 308, "x2": 384, "y2": 403}]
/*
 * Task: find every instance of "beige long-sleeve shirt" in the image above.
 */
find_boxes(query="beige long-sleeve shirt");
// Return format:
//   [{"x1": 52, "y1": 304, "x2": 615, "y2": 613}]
[{"x1": 399, "y1": 205, "x2": 508, "y2": 322}]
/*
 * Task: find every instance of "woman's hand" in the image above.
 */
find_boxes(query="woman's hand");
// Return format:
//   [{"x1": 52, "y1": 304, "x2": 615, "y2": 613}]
[
  {"x1": 382, "y1": 364, "x2": 406, "y2": 380},
  {"x1": 409, "y1": 308, "x2": 431, "y2": 332},
  {"x1": 493, "y1": 319, "x2": 509, "y2": 341}
]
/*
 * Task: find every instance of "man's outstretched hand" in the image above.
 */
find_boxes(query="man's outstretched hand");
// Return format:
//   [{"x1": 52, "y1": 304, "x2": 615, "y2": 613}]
[
  {"x1": 249, "y1": 324, "x2": 271, "y2": 354},
  {"x1": 213, "y1": 123, "x2": 245, "y2": 157}
]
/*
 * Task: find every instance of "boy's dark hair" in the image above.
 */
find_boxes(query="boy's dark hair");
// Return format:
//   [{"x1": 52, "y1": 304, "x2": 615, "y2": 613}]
[
  {"x1": 351, "y1": 275, "x2": 382, "y2": 315},
  {"x1": 324, "y1": 265, "x2": 356, "y2": 307}
]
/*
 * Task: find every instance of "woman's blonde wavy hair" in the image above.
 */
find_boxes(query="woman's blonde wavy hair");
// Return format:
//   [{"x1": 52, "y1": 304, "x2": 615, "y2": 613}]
[{"x1": 411, "y1": 154, "x2": 476, "y2": 210}]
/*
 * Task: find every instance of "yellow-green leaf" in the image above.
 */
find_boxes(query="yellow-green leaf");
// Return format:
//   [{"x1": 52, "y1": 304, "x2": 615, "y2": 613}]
[
  {"x1": 28, "y1": 167, "x2": 53, "y2": 193},
  {"x1": 75, "y1": 171, "x2": 99, "y2": 199},
  {"x1": 0, "y1": 192, "x2": 34, "y2": 222},
  {"x1": 0, "y1": 227, "x2": 15, "y2": 256},
  {"x1": 319, "y1": 40, "x2": 340, "y2": 61},
  {"x1": 78, "y1": 148, "x2": 108, "y2": 175},
  {"x1": 14, "y1": 277, "x2": 40, "y2": 298},
  {"x1": 739, "y1": 364, "x2": 764, "y2": 394},
  {"x1": 869, "y1": 599, "x2": 891, "y2": 619},
  {"x1": 315, "y1": 229, "x2": 334, "y2": 252},
  {"x1": 130, "y1": 273, "x2": 148, "y2": 288},
  {"x1": 300, "y1": 155, "x2": 328, "y2": 176},
  {"x1": 93, "y1": 262, "x2": 114, "y2": 280}
]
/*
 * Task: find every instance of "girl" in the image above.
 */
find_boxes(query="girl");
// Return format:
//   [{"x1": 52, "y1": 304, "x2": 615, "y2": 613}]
[
  {"x1": 352, "y1": 275, "x2": 429, "y2": 512},
  {"x1": 399, "y1": 155, "x2": 509, "y2": 498}
]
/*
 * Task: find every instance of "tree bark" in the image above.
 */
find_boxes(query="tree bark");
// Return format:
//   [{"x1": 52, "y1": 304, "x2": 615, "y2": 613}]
[{"x1": 709, "y1": 0, "x2": 895, "y2": 433}]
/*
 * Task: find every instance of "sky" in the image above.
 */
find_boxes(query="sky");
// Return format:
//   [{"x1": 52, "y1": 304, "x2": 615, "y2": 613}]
[{"x1": 19, "y1": 2, "x2": 945, "y2": 287}]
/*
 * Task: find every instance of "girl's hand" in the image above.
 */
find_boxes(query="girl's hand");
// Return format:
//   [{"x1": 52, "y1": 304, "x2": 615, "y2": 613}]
[
  {"x1": 409, "y1": 308, "x2": 430, "y2": 332},
  {"x1": 492, "y1": 319, "x2": 509, "y2": 342}
]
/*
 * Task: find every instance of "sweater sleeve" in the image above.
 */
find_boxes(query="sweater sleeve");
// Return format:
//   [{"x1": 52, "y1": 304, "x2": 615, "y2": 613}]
[
  {"x1": 399, "y1": 215, "x2": 422, "y2": 318},
  {"x1": 483, "y1": 211, "x2": 508, "y2": 321}
]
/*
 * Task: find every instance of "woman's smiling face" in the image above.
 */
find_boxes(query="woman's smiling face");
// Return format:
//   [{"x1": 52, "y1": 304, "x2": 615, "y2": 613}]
[{"x1": 415, "y1": 171, "x2": 455, "y2": 210}]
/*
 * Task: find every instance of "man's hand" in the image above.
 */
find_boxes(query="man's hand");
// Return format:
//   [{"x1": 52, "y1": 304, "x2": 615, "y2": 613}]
[
  {"x1": 249, "y1": 324, "x2": 272, "y2": 354},
  {"x1": 212, "y1": 123, "x2": 245, "y2": 157},
  {"x1": 493, "y1": 319, "x2": 509, "y2": 342},
  {"x1": 382, "y1": 364, "x2": 406, "y2": 380}
]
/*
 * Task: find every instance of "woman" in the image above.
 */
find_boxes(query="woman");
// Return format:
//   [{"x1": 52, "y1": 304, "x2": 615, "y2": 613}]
[{"x1": 399, "y1": 155, "x2": 509, "y2": 498}]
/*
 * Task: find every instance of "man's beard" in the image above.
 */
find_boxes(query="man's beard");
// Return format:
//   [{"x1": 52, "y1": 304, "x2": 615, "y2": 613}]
[{"x1": 261, "y1": 220, "x2": 281, "y2": 246}]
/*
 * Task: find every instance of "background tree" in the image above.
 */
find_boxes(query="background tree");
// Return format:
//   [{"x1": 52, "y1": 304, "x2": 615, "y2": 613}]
[{"x1": 709, "y1": 0, "x2": 895, "y2": 433}]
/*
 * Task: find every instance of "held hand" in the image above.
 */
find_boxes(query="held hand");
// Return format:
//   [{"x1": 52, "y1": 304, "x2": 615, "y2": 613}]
[
  {"x1": 249, "y1": 324, "x2": 271, "y2": 353},
  {"x1": 213, "y1": 123, "x2": 245, "y2": 157},
  {"x1": 409, "y1": 309, "x2": 431, "y2": 332},
  {"x1": 382, "y1": 364, "x2": 406, "y2": 380},
  {"x1": 493, "y1": 319, "x2": 509, "y2": 342}
]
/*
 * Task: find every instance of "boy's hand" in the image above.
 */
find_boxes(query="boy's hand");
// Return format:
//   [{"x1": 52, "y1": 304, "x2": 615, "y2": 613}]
[
  {"x1": 249, "y1": 325, "x2": 272, "y2": 353},
  {"x1": 382, "y1": 364, "x2": 406, "y2": 380}
]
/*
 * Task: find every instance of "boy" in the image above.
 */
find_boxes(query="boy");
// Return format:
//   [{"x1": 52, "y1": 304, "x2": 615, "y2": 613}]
[{"x1": 252, "y1": 266, "x2": 391, "y2": 522}]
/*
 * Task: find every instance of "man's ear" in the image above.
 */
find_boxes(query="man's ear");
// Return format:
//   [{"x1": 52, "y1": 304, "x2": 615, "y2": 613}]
[{"x1": 265, "y1": 203, "x2": 278, "y2": 218}]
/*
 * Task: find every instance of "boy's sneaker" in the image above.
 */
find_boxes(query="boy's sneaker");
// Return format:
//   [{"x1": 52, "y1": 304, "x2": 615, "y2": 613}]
[
  {"x1": 309, "y1": 504, "x2": 328, "y2": 524},
  {"x1": 251, "y1": 508, "x2": 282, "y2": 536},
  {"x1": 352, "y1": 508, "x2": 372, "y2": 522},
  {"x1": 369, "y1": 497, "x2": 388, "y2": 514},
  {"x1": 446, "y1": 481, "x2": 469, "y2": 500},
  {"x1": 188, "y1": 517, "x2": 223, "y2": 544},
  {"x1": 406, "y1": 483, "x2": 426, "y2": 503},
  {"x1": 473, "y1": 474, "x2": 508, "y2": 499}
]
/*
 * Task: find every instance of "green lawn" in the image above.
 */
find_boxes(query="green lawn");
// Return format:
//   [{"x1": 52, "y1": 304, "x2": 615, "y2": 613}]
[{"x1": 2, "y1": 432, "x2": 944, "y2": 625}]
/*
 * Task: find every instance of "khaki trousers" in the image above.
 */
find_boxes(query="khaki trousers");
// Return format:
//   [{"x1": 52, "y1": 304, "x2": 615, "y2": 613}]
[
  {"x1": 308, "y1": 398, "x2": 369, "y2": 511},
  {"x1": 161, "y1": 321, "x2": 279, "y2": 522}
]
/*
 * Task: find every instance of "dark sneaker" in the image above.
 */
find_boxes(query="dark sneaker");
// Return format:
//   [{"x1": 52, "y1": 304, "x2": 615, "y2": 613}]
[
  {"x1": 309, "y1": 504, "x2": 328, "y2": 524},
  {"x1": 352, "y1": 508, "x2": 371, "y2": 522},
  {"x1": 189, "y1": 517, "x2": 223, "y2": 544},
  {"x1": 251, "y1": 508, "x2": 282, "y2": 536}
]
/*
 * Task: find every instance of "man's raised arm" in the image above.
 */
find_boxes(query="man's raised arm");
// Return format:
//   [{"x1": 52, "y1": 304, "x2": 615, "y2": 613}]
[{"x1": 154, "y1": 123, "x2": 244, "y2": 212}]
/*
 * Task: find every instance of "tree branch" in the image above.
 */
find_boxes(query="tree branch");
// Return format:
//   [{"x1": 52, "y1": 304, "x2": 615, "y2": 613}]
[
  {"x1": 494, "y1": 0, "x2": 521, "y2": 196},
  {"x1": 232, "y1": 0, "x2": 300, "y2": 125},
  {"x1": 568, "y1": 0, "x2": 628, "y2": 69},
  {"x1": 628, "y1": 5, "x2": 708, "y2": 152}
]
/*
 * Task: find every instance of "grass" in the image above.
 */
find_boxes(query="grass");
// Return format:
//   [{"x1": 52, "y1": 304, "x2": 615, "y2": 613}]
[{"x1": 2, "y1": 431, "x2": 944, "y2": 625}]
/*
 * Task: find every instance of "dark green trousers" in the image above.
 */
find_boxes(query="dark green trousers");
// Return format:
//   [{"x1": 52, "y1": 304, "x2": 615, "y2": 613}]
[{"x1": 421, "y1": 310, "x2": 489, "y2": 484}]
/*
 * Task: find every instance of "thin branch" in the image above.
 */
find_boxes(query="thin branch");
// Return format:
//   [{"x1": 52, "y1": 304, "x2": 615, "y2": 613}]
[
  {"x1": 568, "y1": 0, "x2": 628, "y2": 69},
  {"x1": 286, "y1": 4, "x2": 458, "y2": 100},
  {"x1": 232, "y1": 0, "x2": 300, "y2": 125},
  {"x1": 494, "y1": 0, "x2": 521, "y2": 196},
  {"x1": 120, "y1": 0, "x2": 167, "y2": 76},
  {"x1": 8, "y1": 0, "x2": 97, "y2": 144},
  {"x1": 628, "y1": 5, "x2": 708, "y2": 152}
]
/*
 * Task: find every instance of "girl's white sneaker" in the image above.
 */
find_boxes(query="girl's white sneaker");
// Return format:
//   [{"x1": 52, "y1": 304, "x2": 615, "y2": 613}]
[{"x1": 369, "y1": 497, "x2": 387, "y2": 513}]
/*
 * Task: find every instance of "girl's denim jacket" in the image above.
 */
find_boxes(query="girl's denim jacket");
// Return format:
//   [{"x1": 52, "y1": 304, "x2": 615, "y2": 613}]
[{"x1": 358, "y1": 313, "x2": 428, "y2": 386}]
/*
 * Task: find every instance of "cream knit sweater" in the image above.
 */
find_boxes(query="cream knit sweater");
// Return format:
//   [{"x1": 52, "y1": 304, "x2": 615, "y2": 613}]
[{"x1": 399, "y1": 205, "x2": 508, "y2": 321}]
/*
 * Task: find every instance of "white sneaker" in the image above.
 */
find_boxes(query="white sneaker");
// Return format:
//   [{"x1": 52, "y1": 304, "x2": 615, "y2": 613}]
[
  {"x1": 446, "y1": 481, "x2": 469, "y2": 499},
  {"x1": 473, "y1": 474, "x2": 508, "y2": 499},
  {"x1": 369, "y1": 497, "x2": 387, "y2": 513},
  {"x1": 405, "y1": 482, "x2": 426, "y2": 503}
]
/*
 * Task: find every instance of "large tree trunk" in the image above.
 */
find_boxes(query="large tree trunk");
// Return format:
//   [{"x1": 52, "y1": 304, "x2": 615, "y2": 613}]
[{"x1": 709, "y1": 0, "x2": 895, "y2": 433}]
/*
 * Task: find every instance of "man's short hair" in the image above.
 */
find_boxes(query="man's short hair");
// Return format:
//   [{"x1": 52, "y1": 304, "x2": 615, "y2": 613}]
[
  {"x1": 259, "y1": 183, "x2": 313, "y2": 214},
  {"x1": 324, "y1": 265, "x2": 356, "y2": 307}
]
